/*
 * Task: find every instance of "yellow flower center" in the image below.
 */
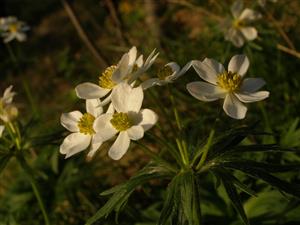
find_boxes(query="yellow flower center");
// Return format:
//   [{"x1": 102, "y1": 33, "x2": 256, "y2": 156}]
[
  {"x1": 77, "y1": 113, "x2": 95, "y2": 135},
  {"x1": 157, "y1": 66, "x2": 173, "y2": 80},
  {"x1": 110, "y1": 112, "x2": 132, "y2": 131},
  {"x1": 99, "y1": 65, "x2": 117, "y2": 89},
  {"x1": 233, "y1": 19, "x2": 244, "y2": 28},
  {"x1": 9, "y1": 24, "x2": 18, "y2": 33},
  {"x1": 217, "y1": 71, "x2": 242, "y2": 92}
]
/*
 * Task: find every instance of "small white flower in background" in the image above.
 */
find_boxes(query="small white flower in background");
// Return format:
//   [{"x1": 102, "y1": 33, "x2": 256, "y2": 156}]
[
  {"x1": 0, "y1": 16, "x2": 29, "y2": 43},
  {"x1": 75, "y1": 46, "x2": 158, "y2": 103},
  {"x1": 223, "y1": 0, "x2": 261, "y2": 47},
  {"x1": 258, "y1": 0, "x2": 277, "y2": 7},
  {"x1": 0, "y1": 85, "x2": 18, "y2": 123},
  {"x1": 93, "y1": 83, "x2": 158, "y2": 160},
  {"x1": 60, "y1": 99, "x2": 104, "y2": 158},
  {"x1": 187, "y1": 55, "x2": 269, "y2": 119},
  {"x1": 141, "y1": 61, "x2": 192, "y2": 90},
  {"x1": 0, "y1": 125, "x2": 4, "y2": 138}
]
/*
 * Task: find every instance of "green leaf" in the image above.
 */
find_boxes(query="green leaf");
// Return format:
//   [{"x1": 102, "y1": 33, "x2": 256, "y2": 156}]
[
  {"x1": 212, "y1": 170, "x2": 250, "y2": 225},
  {"x1": 219, "y1": 161, "x2": 300, "y2": 198},
  {"x1": 0, "y1": 151, "x2": 12, "y2": 175},
  {"x1": 86, "y1": 162, "x2": 174, "y2": 225},
  {"x1": 212, "y1": 168, "x2": 257, "y2": 197},
  {"x1": 207, "y1": 124, "x2": 259, "y2": 160},
  {"x1": 158, "y1": 174, "x2": 180, "y2": 225},
  {"x1": 180, "y1": 171, "x2": 201, "y2": 225}
]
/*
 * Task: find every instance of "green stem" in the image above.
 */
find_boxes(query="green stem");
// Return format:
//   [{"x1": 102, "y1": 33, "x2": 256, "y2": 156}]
[
  {"x1": 5, "y1": 43, "x2": 39, "y2": 118},
  {"x1": 176, "y1": 138, "x2": 189, "y2": 166},
  {"x1": 17, "y1": 154, "x2": 51, "y2": 225},
  {"x1": 195, "y1": 129, "x2": 215, "y2": 171},
  {"x1": 168, "y1": 85, "x2": 182, "y2": 130}
]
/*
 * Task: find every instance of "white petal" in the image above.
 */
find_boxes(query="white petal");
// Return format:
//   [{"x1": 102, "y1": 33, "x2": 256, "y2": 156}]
[
  {"x1": 141, "y1": 78, "x2": 161, "y2": 90},
  {"x1": 186, "y1": 81, "x2": 226, "y2": 102},
  {"x1": 136, "y1": 55, "x2": 144, "y2": 67},
  {"x1": 176, "y1": 61, "x2": 193, "y2": 78},
  {"x1": 112, "y1": 53, "x2": 130, "y2": 83},
  {"x1": 4, "y1": 33, "x2": 15, "y2": 43},
  {"x1": 93, "y1": 114, "x2": 117, "y2": 141},
  {"x1": 60, "y1": 133, "x2": 91, "y2": 158},
  {"x1": 0, "y1": 125, "x2": 5, "y2": 137},
  {"x1": 235, "y1": 91, "x2": 269, "y2": 103},
  {"x1": 15, "y1": 32, "x2": 26, "y2": 42},
  {"x1": 192, "y1": 59, "x2": 223, "y2": 85},
  {"x1": 87, "y1": 133, "x2": 103, "y2": 158},
  {"x1": 223, "y1": 94, "x2": 247, "y2": 119},
  {"x1": 228, "y1": 55, "x2": 249, "y2": 76},
  {"x1": 128, "y1": 46, "x2": 137, "y2": 68},
  {"x1": 3, "y1": 85, "x2": 16, "y2": 104},
  {"x1": 86, "y1": 99, "x2": 103, "y2": 117},
  {"x1": 239, "y1": 9, "x2": 261, "y2": 21},
  {"x1": 106, "y1": 103, "x2": 115, "y2": 114},
  {"x1": 99, "y1": 93, "x2": 112, "y2": 107},
  {"x1": 240, "y1": 27, "x2": 257, "y2": 41},
  {"x1": 225, "y1": 28, "x2": 245, "y2": 47},
  {"x1": 231, "y1": 0, "x2": 244, "y2": 18},
  {"x1": 75, "y1": 82, "x2": 110, "y2": 99},
  {"x1": 166, "y1": 62, "x2": 180, "y2": 73},
  {"x1": 112, "y1": 83, "x2": 143, "y2": 113},
  {"x1": 108, "y1": 132, "x2": 130, "y2": 160},
  {"x1": 240, "y1": 78, "x2": 266, "y2": 92},
  {"x1": 139, "y1": 109, "x2": 158, "y2": 131},
  {"x1": 127, "y1": 125, "x2": 144, "y2": 140},
  {"x1": 60, "y1": 111, "x2": 82, "y2": 132}
]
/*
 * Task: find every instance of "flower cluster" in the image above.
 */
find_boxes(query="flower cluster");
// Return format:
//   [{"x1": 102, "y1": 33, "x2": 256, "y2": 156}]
[
  {"x1": 0, "y1": 16, "x2": 29, "y2": 43},
  {"x1": 223, "y1": 0, "x2": 261, "y2": 47},
  {"x1": 60, "y1": 46, "x2": 269, "y2": 160},
  {"x1": 60, "y1": 47, "x2": 161, "y2": 160}
]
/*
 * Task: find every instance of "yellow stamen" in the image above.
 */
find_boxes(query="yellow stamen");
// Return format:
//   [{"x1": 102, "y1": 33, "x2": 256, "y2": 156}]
[
  {"x1": 78, "y1": 113, "x2": 95, "y2": 135},
  {"x1": 99, "y1": 65, "x2": 117, "y2": 89},
  {"x1": 9, "y1": 24, "x2": 18, "y2": 33},
  {"x1": 157, "y1": 66, "x2": 173, "y2": 80},
  {"x1": 110, "y1": 112, "x2": 132, "y2": 131},
  {"x1": 233, "y1": 19, "x2": 244, "y2": 28},
  {"x1": 217, "y1": 71, "x2": 242, "y2": 92}
]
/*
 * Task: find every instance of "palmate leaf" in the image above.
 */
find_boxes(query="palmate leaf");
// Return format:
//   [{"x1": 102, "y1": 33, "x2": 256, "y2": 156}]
[
  {"x1": 85, "y1": 162, "x2": 175, "y2": 225},
  {"x1": 212, "y1": 169, "x2": 250, "y2": 225},
  {"x1": 217, "y1": 161, "x2": 300, "y2": 198},
  {"x1": 207, "y1": 124, "x2": 261, "y2": 160},
  {"x1": 158, "y1": 171, "x2": 201, "y2": 225}
]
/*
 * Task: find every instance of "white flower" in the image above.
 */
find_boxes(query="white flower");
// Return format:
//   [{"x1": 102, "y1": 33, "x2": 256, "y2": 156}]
[
  {"x1": 93, "y1": 83, "x2": 158, "y2": 160},
  {"x1": 75, "y1": 46, "x2": 158, "y2": 102},
  {"x1": 187, "y1": 55, "x2": 269, "y2": 119},
  {"x1": 60, "y1": 99, "x2": 104, "y2": 158},
  {"x1": 0, "y1": 16, "x2": 29, "y2": 43},
  {"x1": 0, "y1": 85, "x2": 18, "y2": 123},
  {"x1": 141, "y1": 61, "x2": 192, "y2": 90},
  {"x1": 0, "y1": 125, "x2": 4, "y2": 138},
  {"x1": 223, "y1": 0, "x2": 261, "y2": 47}
]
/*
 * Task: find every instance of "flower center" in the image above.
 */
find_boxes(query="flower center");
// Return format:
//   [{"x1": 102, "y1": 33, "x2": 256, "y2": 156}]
[
  {"x1": 9, "y1": 24, "x2": 18, "y2": 33},
  {"x1": 233, "y1": 19, "x2": 244, "y2": 28},
  {"x1": 99, "y1": 65, "x2": 117, "y2": 89},
  {"x1": 77, "y1": 113, "x2": 95, "y2": 135},
  {"x1": 157, "y1": 66, "x2": 173, "y2": 80},
  {"x1": 110, "y1": 112, "x2": 132, "y2": 131},
  {"x1": 217, "y1": 71, "x2": 242, "y2": 92}
]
